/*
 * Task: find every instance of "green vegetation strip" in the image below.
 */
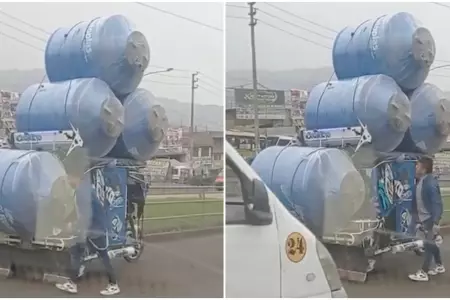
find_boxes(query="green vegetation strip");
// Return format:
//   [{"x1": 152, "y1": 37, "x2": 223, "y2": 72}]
[
  {"x1": 442, "y1": 195, "x2": 450, "y2": 225},
  {"x1": 142, "y1": 197, "x2": 223, "y2": 234}
]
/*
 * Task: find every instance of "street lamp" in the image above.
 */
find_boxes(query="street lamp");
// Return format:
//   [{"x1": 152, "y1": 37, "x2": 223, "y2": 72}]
[{"x1": 143, "y1": 68, "x2": 174, "y2": 77}]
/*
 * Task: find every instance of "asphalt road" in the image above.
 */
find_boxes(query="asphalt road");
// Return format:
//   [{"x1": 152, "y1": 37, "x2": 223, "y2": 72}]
[
  {"x1": 344, "y1": 236, "x2": 450, "y2": 298},
  {"x1": 0, "y1": 233, "x2": 223, "y2": 298}
]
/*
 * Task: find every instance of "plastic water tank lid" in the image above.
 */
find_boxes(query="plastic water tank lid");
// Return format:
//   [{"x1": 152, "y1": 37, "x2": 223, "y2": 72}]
[
  {"x1": 412, "y1": 27, "x2": 435, "y2": 67},
  {"x1": 148, "y1": 106, "x2": 168, "y2": 141},
  {"x1": 101, "y1": 97, "x2": 125, "y2": 138},
  {"x1": 125, "y1": 31, "x2": 150, "y2": 71},
  {"x1": 436, "y1": 98, "x2": 450, "y2": 136},
  {"x1": 387, "y1": 94, "x2": 411, "y2": 133}
]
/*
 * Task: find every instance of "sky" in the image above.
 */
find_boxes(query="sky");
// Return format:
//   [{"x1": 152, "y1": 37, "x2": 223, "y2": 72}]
[
  {"x1": 0, "y1": 2, "x2": 224, "y2": 105},
  {"x1": 226, "y1": 2, "x2": 450, "y2": 91}
]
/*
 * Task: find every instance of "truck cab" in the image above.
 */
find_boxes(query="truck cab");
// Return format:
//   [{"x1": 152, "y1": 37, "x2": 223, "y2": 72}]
[{"x1": 225, "y1": 141, "x2": 346, "y2": 298}]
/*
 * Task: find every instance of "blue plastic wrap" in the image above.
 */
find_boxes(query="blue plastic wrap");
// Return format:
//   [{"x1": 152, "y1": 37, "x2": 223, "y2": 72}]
[
  {"x1": 90, "y1": 167, "x2": 128, "y2": 246},
  {"x1": 15, "y1": 78, "x2": 125, "y2": 158},
  {"x1": 108, "y1": 89, "x2": 169, "y2": 161},
  {"x1": 0, "y1": 149, "x2": 75, "y2": 240},
  {"x1": 333, "y1": 12, "x2": 435, "y2": 91},
  {"x1": 304, "y1": 75, "x2": 411, "y2": 152},
  {"x1": 396, "y1": 83, "x2": 450, "y2": 154},
  {"x1": 45, "y1": 15, "x2": 150, "y2": 97},
  {"x1": 73, "y1": 166, "x2": 128, "y2": 245},
  {"x1": 251, "y1": 145, "x2": 365, "y2": 237}
]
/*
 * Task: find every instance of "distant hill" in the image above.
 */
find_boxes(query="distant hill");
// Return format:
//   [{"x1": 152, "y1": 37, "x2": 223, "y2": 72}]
[
  {"x1": 226, "y1": 67, "x2": 337, "y2": 91},
  {"x1": 0, "y1": 69, "x2": 223, "y2": 131},
  {"x1": 227, "y1": 67, "x2": 450, "y2": 99}
]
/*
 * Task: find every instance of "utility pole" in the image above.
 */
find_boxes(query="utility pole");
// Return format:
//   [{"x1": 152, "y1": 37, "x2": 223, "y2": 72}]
[
  {"x1": 190, "y1": 72, "x2": 199, "y2": 176},
  {"x1": 248, "y1": 2, "x2": 260, "y2": 152}
]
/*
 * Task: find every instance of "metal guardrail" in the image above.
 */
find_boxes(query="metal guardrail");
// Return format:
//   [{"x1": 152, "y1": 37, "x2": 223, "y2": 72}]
[
  {"x1": 149, "y1": 185, "x2": 222, "y2": 199},
  {"x1": 142, "y1": 198, "x2": 223, "y2": 236}
]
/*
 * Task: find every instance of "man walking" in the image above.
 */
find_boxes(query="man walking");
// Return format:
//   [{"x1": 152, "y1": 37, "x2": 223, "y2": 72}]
[
  {"x1": 55, "y1": 150, "x2": 120, "y2": 295},
  {"x1": 408, "y1": 156, "x2": 445, "y2": 282}
]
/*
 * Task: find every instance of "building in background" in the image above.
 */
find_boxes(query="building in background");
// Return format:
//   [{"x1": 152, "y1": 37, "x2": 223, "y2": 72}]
[
  {"x1": 154, "y1": 127, "x2": 188, "y2": 161},
  {"x1": 0, "y1": 90, "x2": 19, "y2": 138},
  {"x1": 182, "y1": 131, "x2": 224, "y2": 174},
  {"x1": 147, "y1": 127, "x2": 224, "y2": 183},
  {"x1": 289, "y1": 89, "x2": 308, "y2": 127}
]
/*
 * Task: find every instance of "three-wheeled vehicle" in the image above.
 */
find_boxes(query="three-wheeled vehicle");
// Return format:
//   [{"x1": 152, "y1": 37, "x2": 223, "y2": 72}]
[
  {"x1": 297, "y1": 125, "x2": 443, "y2": 282},
  {"x1": 249, "y1": 124, "x2": 442, "y2": 283},
  {"x1": 0, "y1": 128, "x2": 146, "y2": 282}
]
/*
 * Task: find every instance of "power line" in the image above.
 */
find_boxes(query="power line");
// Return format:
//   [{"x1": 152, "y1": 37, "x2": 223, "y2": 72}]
[
  {"x1": 0, "y1": 30, "x2": 44, "y2": 52},
  {"x1": 152, "y1": 73, "x2": 191, "y2": 79},
  {"x1": 149, "y1": 67, "x2": 222, "y2": 88},
  {"x1": 198, "y1": 85, "x2": 222, "y2": 98},
  {"x1": 0, "y1": 20, "x2": 48, "y2": 43},
  {"x1": 432, "y1": 2, "x2": 450, "y2": 9},
  {"x1": 136, "y1": 2, "x2": 222, "y2": 32},
  {"x1": 199, "y1": 72, "x2": 222, "y2": 86},
  {"x1": 257, "y1": 8, "x2": 334, "y2": 40},
  {"x1": 143, "y1": 79, "x2": 190, "y2": 86},
  {"x1": 199, "y1": 78, "x2": 221, "y2": 91},
  {"x1": 264, "y1": 2, "x2": 338, "y2": 34},
  {"x1": 227, "y1": 15, "x2": 248, "y2": 20},
  {"x1": 429, "y1": 73, "x2": 450, "y2": 78},
  {"x1": 436, "y1": 59, "x2": 450, "y2": 64},
  {"x1": 258, "y1": 19, "x2": 332, "y2": 50},
  {"x1": 0, "y1": 10, "x2": 52, "y2": 35},
  {"x1": 226, "y1": 4, "x2": 247, "y2": 9},
  {"x1": 431, "y1": 64, "x2": 450, "y2": 71}
]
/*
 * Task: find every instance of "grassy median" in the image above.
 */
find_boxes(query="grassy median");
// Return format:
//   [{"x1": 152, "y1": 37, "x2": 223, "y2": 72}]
[
  {"x1": 142, "y1": 197, "x2": 223, "y2": 234},
  {"x1": 442, "y1": 195, "x2": 450, "y2": 225}
]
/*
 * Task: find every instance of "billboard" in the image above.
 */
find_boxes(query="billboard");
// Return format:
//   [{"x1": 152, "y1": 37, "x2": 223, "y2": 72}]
[
  {"x1": 234, "y1": 88, "x2": 285, "y2": 106},
  {"x1": 233, "y1": 88, "x2": 286, "y2": 120},
  {"x1": 146, "y1": 159, "x2": 170, "y2": 182},
  {"x1": 159, "y1": 127, "x2": 183, "y2": 153}
]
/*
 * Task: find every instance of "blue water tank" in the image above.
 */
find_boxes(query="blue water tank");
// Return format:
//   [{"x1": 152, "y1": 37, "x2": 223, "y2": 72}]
[
  {"x1": 304, "y1": 75, "x2": 411, "y2": 152},
  {"x1": 251, "y1": 146, "x2": 365, "y2": 237},
  {"x1": 333, "y1": 12, "x2": 435, "y2": 91},
  {"x1": 108, "y1": 89, "x2": 169, "y2": 161},
  {"x1": 15, "y1": 78, "x2": 125, "y2": 158},
  {"x1": 396, "y1": 83, "x2": 450, "y2": 154},
  {"x1": 0, "y1": 149, "x2": 72, "y2": 240},
  {"x1": 45, "y1": 15, "x2": 150, "y2": 97}
]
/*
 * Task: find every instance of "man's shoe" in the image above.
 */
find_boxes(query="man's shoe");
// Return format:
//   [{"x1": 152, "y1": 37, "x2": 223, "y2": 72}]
[
  {"x1": 408, "y1": 270, "x2": 429, "y2": 282},
  {"x1": 428, "y1": 265, "x2": 445, "y2": 276},
  {"x1": 55, "y1": 280, "x2": 78, "y2": 294},
  {"x1": 100, "y1": 283, "x2": 120, "y2": 296}
]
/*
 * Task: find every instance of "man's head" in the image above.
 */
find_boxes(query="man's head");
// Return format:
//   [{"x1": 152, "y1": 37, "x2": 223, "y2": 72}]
[
  {"x1": 62, "y1": 148, "x2": 90, "y2": 188},
  {"x1": 416, "y1": 156, "x2": 434, "y2": 177}
]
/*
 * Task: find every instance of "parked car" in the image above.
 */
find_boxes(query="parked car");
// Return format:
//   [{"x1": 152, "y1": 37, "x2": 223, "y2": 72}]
[{"x1": 215, "y1": 170, "x2": 224, "y2": 191}]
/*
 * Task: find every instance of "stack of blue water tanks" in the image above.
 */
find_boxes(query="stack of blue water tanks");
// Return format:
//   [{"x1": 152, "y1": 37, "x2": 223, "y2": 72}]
[
  {"x1": 0, "y1": 16, "x2": 169, "y2": 240},
  {"x1": 250, "y1": 12, "x2": 450, "y2": 238},
  {"x1": 16, "y1": 15, "x2": 169, "y2": 161},
  {"x1": 306, "y1": 12, "x2": 450, "y2": 155}
]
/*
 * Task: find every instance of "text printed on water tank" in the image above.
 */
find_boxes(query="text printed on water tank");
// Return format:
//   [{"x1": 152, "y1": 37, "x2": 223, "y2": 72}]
[
  {"x1": 83, "y1": 22, "x2": 95, "y2": 63},
  {"x1": 370, "y1": 18, "x2": 382, "y2": 60}
]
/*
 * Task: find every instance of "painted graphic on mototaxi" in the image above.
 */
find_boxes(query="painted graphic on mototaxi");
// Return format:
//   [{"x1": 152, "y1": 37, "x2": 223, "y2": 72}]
[
  {"x1": 373, "y1": 161, "x2": 415, "y2": 234},
  {"x1": 92, "y1": 167, "x2": 127, "y2": 246}
]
